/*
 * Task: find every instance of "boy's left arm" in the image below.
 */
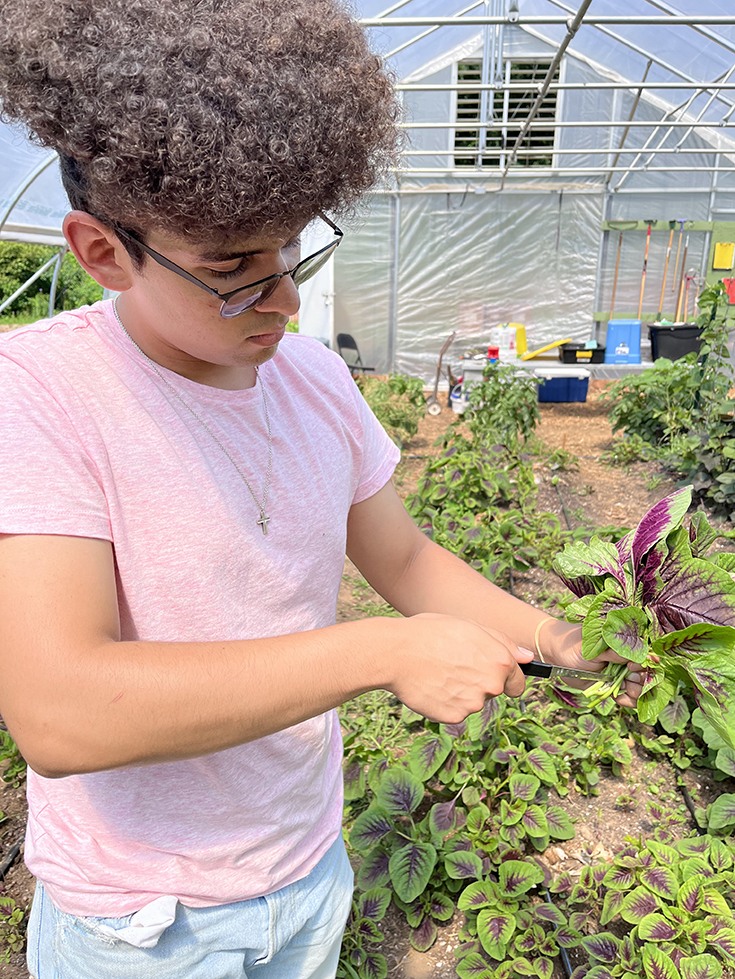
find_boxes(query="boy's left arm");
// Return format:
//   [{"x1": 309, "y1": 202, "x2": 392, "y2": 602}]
[{"x1": 346, "y1": 480, "x2": 641, "y2": 708}]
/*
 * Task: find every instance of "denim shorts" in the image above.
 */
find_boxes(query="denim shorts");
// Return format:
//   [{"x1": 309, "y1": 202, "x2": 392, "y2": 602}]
[{"x1": 27, "y1": 834, "x2": 354, "y2": 979}]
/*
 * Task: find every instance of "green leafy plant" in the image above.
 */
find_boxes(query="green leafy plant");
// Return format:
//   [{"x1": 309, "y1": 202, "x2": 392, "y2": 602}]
[
  {"x1": 344, "y1": 686, "x2": 637, "y2": 975},
  {"x1": 455, "y1": 865, "x2": 564, "y2": 978},
  {"x1": 554, "y1": 485, "x2": 735, "y2": 747},
  {"x1": 601, "y1": 433, "x2": 660, "y2": 468},
  {"x1": 601, "y1": 282, "x2": 735, "y2": 519},
  {"x1": 337, "y1": 886, "x2": 392, "y2": 979},
  {"x1": 601, "y1": 357, "x2": 699, "y2": 447},
  {"x1": 0, "y1": 897, "x2": 25, "y2": 964},
  {"x1": 0, "y1": 241, "x2": 103, "y2": 319},
  {"x1": 554, "y1": 832, "x2": 735, "y2": 979},
  {"x1": 463, "y1": 364, "x2": 541, "y2": 444},
  {"x1": 0, "y1": 729, "x2": 25, "y2": 787},
  {"x1": 355, "y1": 373, "x2": 426, "y2": 447},
  {"x1": 340, "y1": 691, "x2": 412, "y2": 808},
  {"x1": 670, "y1": 282, "x2": 735, "y2": 518}
]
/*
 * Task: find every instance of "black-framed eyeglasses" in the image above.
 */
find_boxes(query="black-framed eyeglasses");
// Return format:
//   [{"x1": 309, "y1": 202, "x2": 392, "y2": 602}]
[{"x1": 116, "y1": 215, "x2": 343, "y2": 318}]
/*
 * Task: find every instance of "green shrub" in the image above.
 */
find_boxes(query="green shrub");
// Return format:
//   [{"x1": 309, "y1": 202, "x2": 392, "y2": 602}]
[
  {"x1": 600, "y1": 356, "x2": 698, "y2": 445},
  {"x1": 355, "y1": 373, "x2": 426, "y2": 447},
  {"x1": 0, "y1": 241, "x2": 103, "y2": 319}
]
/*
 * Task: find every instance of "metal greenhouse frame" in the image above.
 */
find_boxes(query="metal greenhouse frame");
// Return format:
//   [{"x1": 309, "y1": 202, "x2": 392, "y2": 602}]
[{"x1": 1, "y1": 1, "x2": 735, "y2": 375}]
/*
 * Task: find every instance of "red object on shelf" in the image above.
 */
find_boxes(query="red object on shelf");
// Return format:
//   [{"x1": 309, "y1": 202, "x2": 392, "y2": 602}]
[{"x1": 487, "y1": 345, "x2": 500, "y2": 361}]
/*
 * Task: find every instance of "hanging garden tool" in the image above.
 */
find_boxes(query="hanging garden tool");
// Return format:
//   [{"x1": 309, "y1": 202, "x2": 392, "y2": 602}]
[
  {"x1": 637, "y1": 219, "x2": 655, "y2": 319},
  {"x1": 672, "y1": 219, "x2": 686, "y2": 294},
  {"x1": 657, "y1": 219, "x2": 676, "y2": 319},
  {"x1": 675, "y1": 234, "x2": 690, "y2": 321},
  {"x1": 682, "y1": 270, "x2": 699, "y2": 322}
]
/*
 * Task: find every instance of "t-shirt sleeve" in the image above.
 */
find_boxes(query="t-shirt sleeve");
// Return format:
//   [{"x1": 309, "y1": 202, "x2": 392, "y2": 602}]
[
  {"x1": 0, "y1": 355, "x2": 111, "y2": 540},
  {"x1": 331, "y1": 356, "x2": 401, "y2": 505}
]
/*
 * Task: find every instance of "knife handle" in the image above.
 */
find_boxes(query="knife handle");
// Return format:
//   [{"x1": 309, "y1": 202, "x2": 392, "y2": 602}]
[{"x1": 520, "y1": 660, "x2": 553, "y2": 678}]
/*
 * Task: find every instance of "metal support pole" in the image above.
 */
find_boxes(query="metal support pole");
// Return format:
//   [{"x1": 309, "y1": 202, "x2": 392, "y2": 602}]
[
  {"x1": 0, "y1": 253, "x2": 61, "y2": 315},
  {"x1": 48, "y1": 244, "x2": 69, "y2": 316},
  {"x1": 0, "y1": 152, "x2": 59, "y2": 234},
  {"x1": 478, "y1": 0, "x2": 495, "y2": 169},
  {"x1": 501, "y1": 0, "x2": 594, "y2": 180},
  {"x1": 386, "y1": 192, "x2": 401, "y2": 373}
]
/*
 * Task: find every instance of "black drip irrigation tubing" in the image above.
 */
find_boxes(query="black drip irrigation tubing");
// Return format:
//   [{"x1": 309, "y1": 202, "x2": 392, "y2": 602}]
[
  {"x1": 651, "y1": 723, "x2": 707, "y2": 836},
  {"x1": 0, "y1": 841, "x2": 21, "y2": 882},
  {"x1": 553, "y1": 482, "x2": 575, "y2": 533},
  {"x1": 676, "y1": 776, "x2": 703, "y2": 831},
  {"x1": 545, "y1": 888, "x2": 575, "y2": 978}
]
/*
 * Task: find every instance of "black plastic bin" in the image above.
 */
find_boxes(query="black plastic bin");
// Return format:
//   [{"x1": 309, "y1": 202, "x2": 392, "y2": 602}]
[
  {"x1": 559, "y1": 343, "x2": 606, "y2": 364},
  {"x1": 649, "y1": 323, "x2": 703, "y2": 361}
]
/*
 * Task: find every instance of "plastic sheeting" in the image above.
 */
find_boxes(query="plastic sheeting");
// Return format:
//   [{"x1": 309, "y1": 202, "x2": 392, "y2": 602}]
[
  {"x1": 336, "y1": 190, "x2": 603, "y2": 378},
  {"x1": 2, "y1": 1, "x2": 735, "y2": 379},
  {"x1": 0, "y1": 124, "x2": 67, "y2": 244}
]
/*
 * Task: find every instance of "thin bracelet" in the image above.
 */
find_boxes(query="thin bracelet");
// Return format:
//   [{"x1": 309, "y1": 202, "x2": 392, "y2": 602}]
[{"x1": 534, "y1": 618, "x2": 555, "y2": 663}]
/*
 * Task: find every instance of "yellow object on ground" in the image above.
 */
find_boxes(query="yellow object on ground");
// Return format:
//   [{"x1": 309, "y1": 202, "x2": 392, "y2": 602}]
[{"x1": 520, "y1": 338, "x2": 573, "y2": 361}]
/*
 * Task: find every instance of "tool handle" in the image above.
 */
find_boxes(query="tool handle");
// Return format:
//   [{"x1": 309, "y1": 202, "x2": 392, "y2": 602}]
[{"x1": 520, "y1": 660, "x2": 553, "y2": 678}]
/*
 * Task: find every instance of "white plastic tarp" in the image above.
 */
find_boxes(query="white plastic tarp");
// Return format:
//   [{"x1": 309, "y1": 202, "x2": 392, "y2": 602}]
[{"x1": 2, "y1": 1, "x2": 735, "y2": 378}]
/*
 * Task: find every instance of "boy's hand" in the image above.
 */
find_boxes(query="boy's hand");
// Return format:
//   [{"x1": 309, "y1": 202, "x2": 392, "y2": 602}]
[
  {"x1": 385, "y1": 613, "x2": 535, "y2": 724},
  {"x1": 539, "y1": 619, "x2": 642, "y2": 708}
]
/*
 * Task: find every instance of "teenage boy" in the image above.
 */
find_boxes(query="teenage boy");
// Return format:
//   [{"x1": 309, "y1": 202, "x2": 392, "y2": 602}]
[{"x1": 0, "y1": 1, "x2": 640, "y2": 976}]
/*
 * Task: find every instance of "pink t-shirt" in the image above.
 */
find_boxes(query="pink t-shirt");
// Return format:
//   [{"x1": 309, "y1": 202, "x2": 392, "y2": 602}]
[{"x1": 0, "y1": 301, "x2": 399, "y2": 917}]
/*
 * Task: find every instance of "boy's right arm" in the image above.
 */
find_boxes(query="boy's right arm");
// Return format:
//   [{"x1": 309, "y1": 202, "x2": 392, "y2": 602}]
[{"x1": 0, "y1": 533, "x2": 524, "y2": 778}]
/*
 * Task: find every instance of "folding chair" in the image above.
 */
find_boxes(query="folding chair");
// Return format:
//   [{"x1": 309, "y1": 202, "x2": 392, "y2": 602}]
[{"x1": 336, "y1": 333, "x2": 375, "y2": 377}]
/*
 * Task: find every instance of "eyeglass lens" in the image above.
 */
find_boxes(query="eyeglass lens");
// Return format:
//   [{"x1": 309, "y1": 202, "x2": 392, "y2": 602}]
[{"x1": 220, "y1": 240, "x2": 340, "y2": 317}]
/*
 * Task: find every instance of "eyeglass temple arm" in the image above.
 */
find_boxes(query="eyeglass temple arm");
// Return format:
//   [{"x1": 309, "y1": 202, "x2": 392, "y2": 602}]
[{"x1": 115, "y1": 227, "x2": 223, "y2": 298}]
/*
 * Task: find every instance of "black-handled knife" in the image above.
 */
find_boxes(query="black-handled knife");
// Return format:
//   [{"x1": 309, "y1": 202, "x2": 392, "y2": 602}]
[{"x1": 521, "y1": 660, "x2": 605, "y2": 681}]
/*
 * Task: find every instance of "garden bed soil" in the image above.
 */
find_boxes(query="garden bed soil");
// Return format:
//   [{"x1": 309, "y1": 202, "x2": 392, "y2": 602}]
[
  {"x1": 1, "y1": 380, "x2": 732, "y2": 978},
  {"x1": 338, "y1": 380, "x2": 735, "y2": 978}
]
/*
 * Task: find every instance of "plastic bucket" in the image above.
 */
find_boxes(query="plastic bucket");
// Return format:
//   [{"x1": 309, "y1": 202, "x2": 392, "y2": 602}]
[{"x1": 649, "y1": 323, "x2": 703, "y2": 361}]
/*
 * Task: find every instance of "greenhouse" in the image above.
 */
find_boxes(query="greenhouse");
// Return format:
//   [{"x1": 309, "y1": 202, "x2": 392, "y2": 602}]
[
  {"x1": 3, "y1": 5, "x2": 735, "y2": 979},
  {"x1": 4, "y1": 1, "x2": 735, "y2": 376}
]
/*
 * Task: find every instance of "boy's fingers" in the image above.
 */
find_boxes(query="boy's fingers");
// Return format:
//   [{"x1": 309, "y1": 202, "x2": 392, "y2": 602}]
[{"x1": 615, "y1": 693, "x2": 637, "y2": 708}]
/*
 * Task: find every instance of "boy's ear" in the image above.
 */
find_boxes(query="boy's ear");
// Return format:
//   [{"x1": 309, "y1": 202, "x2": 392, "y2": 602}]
[{"x1": 62, "y1": 211, "x2": 136, "y2": 292}]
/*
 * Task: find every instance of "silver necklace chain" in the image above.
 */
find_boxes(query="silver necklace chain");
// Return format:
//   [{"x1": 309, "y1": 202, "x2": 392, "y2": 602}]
[{"x1": 112, "y1": 300, "x2": 274, "y2": 536}]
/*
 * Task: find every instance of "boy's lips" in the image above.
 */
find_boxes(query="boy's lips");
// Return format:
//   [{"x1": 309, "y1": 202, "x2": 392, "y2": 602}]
[{"x1": 248, "y1": 327, "x2": 285, "y2": 347}]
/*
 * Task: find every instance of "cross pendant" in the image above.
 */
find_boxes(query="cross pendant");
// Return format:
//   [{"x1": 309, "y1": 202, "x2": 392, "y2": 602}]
[{"x1": 257, "y1": 511, "x2": 270, "y2": 536}]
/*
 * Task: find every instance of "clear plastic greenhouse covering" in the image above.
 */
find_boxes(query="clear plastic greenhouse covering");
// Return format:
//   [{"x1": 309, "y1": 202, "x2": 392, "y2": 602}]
[{"x1": 1, "y1": 0, "x2": 735, "y2": 379}]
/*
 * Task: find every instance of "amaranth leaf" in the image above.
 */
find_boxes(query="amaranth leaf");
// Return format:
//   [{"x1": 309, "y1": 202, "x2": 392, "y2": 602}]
[
  {"x1": 553, "y1": 536, "x2": 627, "y2": 592},
  {"x1": 648, "y1": 543, "x2": 735, "y2": 633},
  {"x1": 580, "y1": 932, "x2": 620, "y2": 963},
  {"x1": 389, "y1": 842, "x2": 437, "y2": 903},
  {"x1": 679, "y1": 953, "x2": 723, "y2": 979},
  {"x1": 655, "y1": 625, "x2": 735, "y2": 749},
  {"x1": 601, "y1": 605, "x2": 650, "y2": 662},
  {"x1": 642, "y1": 942, "x2": 682, "y2": 979},
  {"x1": 630, "y1": 485, "x2": 692, "y2": 579},
  {"x1": 619, "y1": 884, "x2": 661, "y2": 923},
  {"x1": 476, "y1": 908, "x2": 516, "y2": 960},
  {"x1": 637, "y1": 912, "x2": 680, "y2": 942},
  {"x1": 498, "y1": 858, "x2": 544, "y2": 898},
  {"x1": 408, "y1": 731, "x2": 452, "y2": 781},
  {"x1": 376, "y1": 769, "x2": 424, "y2": 816}
]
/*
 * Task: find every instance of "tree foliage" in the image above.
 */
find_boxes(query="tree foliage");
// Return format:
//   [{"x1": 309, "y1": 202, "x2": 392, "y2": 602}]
[{"x1": 0, "y1": 241, "x2": 102, "y2": 319}]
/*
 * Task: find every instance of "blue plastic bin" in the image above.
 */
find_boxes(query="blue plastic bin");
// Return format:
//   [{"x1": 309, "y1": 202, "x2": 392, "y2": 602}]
[
  {"x1": 604, "y1": 320, "x2": 642, "y2": 364},
  {"x1": 535, "y1": 368, "x2": 590, "y2": 403}
]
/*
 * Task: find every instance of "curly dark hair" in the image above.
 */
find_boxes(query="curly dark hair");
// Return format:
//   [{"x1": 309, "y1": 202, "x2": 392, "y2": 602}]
[{"x1": 0, "y1": 0, "x2": 400, "y2": 244}]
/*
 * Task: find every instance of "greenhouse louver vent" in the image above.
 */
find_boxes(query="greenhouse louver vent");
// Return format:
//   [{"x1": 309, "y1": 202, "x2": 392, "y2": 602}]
[{"x1": 454, "y1": 59, "x2": 560, "y2": 169}]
